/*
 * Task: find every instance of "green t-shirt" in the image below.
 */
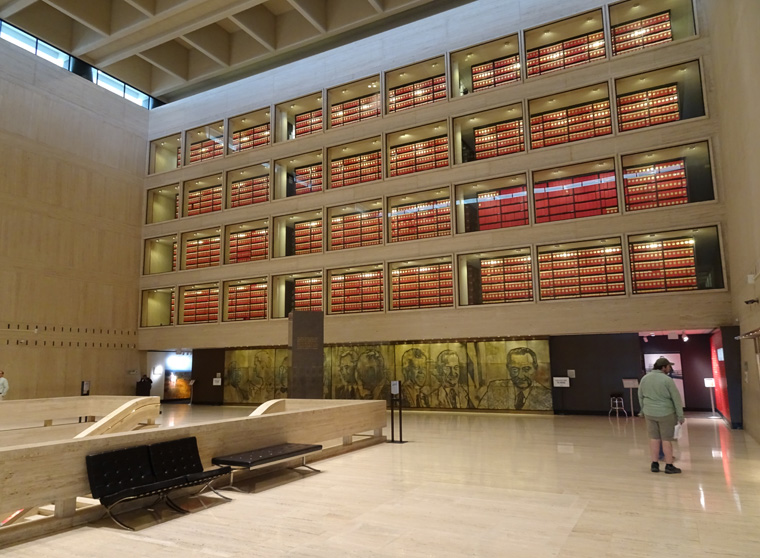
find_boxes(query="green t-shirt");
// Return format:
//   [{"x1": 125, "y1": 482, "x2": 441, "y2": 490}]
[{"x1": 638, "y1": 370, "x2": 684, "y2": 420}]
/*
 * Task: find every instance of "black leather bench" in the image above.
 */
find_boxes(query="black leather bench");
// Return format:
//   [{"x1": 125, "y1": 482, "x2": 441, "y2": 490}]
[
  {"x1": 86, "y1": 436, "x2": 232, "y2": 530},
  {"x1": 212, "y1": 443, "x2": 322, "y2": 489}
]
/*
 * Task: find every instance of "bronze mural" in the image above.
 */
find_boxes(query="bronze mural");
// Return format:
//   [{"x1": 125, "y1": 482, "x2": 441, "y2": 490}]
[{"x1": 224, "y1": 339, "x2": 552, "y2": 410}]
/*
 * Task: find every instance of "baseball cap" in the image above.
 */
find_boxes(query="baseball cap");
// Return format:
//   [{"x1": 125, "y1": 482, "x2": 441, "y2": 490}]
[{"x1": 653, "y1": 357, "x2": 674, "y2": 369}]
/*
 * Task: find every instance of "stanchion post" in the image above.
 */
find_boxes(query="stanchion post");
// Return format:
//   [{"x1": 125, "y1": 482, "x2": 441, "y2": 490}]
[{"x1": 388, "y1": 381, "x2": 406, "y2": 444}]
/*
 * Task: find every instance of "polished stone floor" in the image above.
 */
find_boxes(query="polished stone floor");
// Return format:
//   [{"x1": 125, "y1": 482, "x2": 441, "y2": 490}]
[{"x1": 2, "y1": 406, "x2": 759, "y2": 557}]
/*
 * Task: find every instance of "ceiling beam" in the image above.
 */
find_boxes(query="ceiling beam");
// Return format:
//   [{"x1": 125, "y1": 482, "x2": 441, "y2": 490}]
[
  {"x1": 229, "y1": 4, "x2": 275, "y2": 52},
  {"x1": 183, "y1": 23, "x2": 230, "y2": 67},
  {"x1": 42, "y1": 0, "x2": 110, "y2": 36},
  {"x1": 123, "y1": 0, "x2": 155, "y2": 17},
  {"x1": 138, "y1": 40, "x2": 188, "y2": 81},
  {"x1": 75, "y1": 0, "x2": 269, "y2": 65},
  {"x1": 366, "y1": 0, "x2": 384, "y2": 13},
  {"x1": 0, "y1": 0, "x2": 37, "y2": 19},
  {"x1": 286, "y1": 0, "x2": 327, "y2": 34}
]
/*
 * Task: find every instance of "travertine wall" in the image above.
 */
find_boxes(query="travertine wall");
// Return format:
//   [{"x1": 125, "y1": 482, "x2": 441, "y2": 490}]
[
  {"x1": 703, "y1": 0, "x2": 760, "y2": 440},
  {"x1": 0, "y1": 41, "x2": 147, "y2": 399}
]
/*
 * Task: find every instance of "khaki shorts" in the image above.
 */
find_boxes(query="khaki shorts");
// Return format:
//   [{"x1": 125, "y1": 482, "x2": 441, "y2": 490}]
[{"x1": 645, "y1": 413, "x2": 678, "y2": 441}]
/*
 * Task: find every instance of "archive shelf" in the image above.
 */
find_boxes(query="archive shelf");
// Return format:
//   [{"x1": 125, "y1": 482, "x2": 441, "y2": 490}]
[
  {"x1": 538, "y1": 245, "x2": 625, "y2": 299},
  {"x1": 612, "y1": 11, "x2": 673, "y2": 55},
  {"x1": 293, "y1": 162, "x2": 323, "y2": 196},
  {"x1": 623, "y1": 158, "x2": 687, "y2": 211},
  {"x1": 226, "y1": 282, "x2": 267, "y2": 321},
  {"x1": 295, "y1": 108, "x2": 323, "y2": 137},
  {"x1": 230, "y1": 123, "x2": 271, "y2": 153},
  {"x1": 391, "y1": 263, "x2": 454, "y2": 310},
  {"x1": 389, "y1": 199, "x2": 450, "y2": 243},
  {"x1": 526, "y1": 30, "x2": 605, "y2": 77},
  {"x1": 474, "y1": 118, "x2": 524, "y2": 159},
  {"x1": 330, "y1": 270, "x2": 383, "y2": 314},
  {"x1": 170, "y1": 290, "x2": 175, "y2": 326},
  {"x1": 294, "y1": 220, "x2": 323, "y2": 255},
  {"x1": 293, "y1": 277, "x2": 322, "y2": 311},
  {"x1": 186, "y1": 185, "x2": 223, "y2": 216},
  {"x1": 330, "y1": 150, "x2": 382, "y2": 188},
  {"x1": 228, "y1": 228, "x2": 268, "y2": 263},
  {"x1": 534, "y1": 170, "x2": 618, "y2": 223},
  {"x1": 388, "y1": 74, "x2": 446, "y2": 113},
  {"x1": 478, "y1": 256, "x2": 533, "y2": 304},
  {"x1": 476, "y1": 185, "x2": 529, "y2": 230},
  {"x1": 629, "y1": 237, "x2": 697, "y2": 293},
  {"x1": 182, "y1": 286, "x2": 219, "y2": 323},
  {"x1": 330, "y1": 92, "x2": 381, "y2": 127},
  {"x1": 184, "y1": 235, "x2": 221, "y2": 269},
  {"x1": 230, "y1": 175, "x2": 269, "y2": 208},
  {"x1": 188, "y1": 139, "x2": 224, "y2": 164},
  {"x1": 330, "y1": 210, "x2": 383, "y2": 250},
  {"x1": 530, "y1": 99, "x2": 611, "y2": 149},
  {"x1": 388, "y1": 136, "x2": 448, "y2": 177},
  {"x1": 471, "y1": 54, "x2": 520, "y2": 92},
  {"x1": 617, "y1": 83, "x2": 679, "y2": 131}
]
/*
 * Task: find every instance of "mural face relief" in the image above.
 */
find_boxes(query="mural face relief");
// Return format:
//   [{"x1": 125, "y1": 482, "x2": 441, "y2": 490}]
[{"x1": 225, "y1": 339, "x2": 552, "y2": 411}]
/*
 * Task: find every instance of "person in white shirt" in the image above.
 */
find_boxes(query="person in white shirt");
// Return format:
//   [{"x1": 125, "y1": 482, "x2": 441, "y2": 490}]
[{"x1": 0, "y1": 370, "x2": 9, "y2": 400}]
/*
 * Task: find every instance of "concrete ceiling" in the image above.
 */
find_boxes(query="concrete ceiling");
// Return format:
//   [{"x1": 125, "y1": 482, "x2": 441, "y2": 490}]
[{"x1": 0, "y1": 0, "x2": 472, "y2": 102}]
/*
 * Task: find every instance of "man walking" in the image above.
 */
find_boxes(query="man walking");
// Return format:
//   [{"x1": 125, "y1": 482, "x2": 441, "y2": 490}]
[{"x1": 639, "y1": 357, "x2": 684, "y2": 474}]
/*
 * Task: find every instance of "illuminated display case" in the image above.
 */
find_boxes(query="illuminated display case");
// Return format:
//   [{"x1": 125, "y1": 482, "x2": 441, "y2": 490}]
[
  {"x1": 629, "y1": 227, "x2": 725, "y2": 294},
  {"x1": 538, "y1": 239, "x2": 625, "y2": 300},
  {"x1": 229, "y1": 108, "x2": 271, "y2": 153},
  {"x1": 329, "y1": 205, "x2": 383, "y2": 250},
  {"x1": 183, "y1": 230, "x2": 221, "y2": 270},
  {"x1": 388, "y1": 136, "x2": 448, "y2": 176},
  {"x1": 146, "y1": 184, "x2": 179, "y2": 224},
  {"x1": 621, "y1": 141, "x2": 714, "y2": 211},
  {"x1": 386, "y1": 57, "x2": 446, "y2": 113},
  {"x1": 226, "y1": 220, "x2": 269, "y2": 263},
  {"x1": 390, "y1": 260, "x2": 454, "y2": 310},
  {"x1": 617, "y1": 83, "x2": 679, "y2": 131},
  {"x1": 186, "y1": 122, "x2": 224, "y2": 164},
  {"x1": 275, "y1": 92, "x2": 322, "y2": 142},
  {"x1": 525, "y1": 10, "x2": 606, "y2": 78},
  {"x1": 229, "y1": 174, "x2": 269, "y2": 208},
  {"x1": 293, "y1": 277, "x2": 323, "y2": 311},
  {"x1": 456, "y1": 175, "x2": 529, "y2": 233},
  {"x1": 327, "y1": 76, "x2": 381, "y2": 128},
  {"x1": 330, "y1": 150, "x2": 381, "y2": 188},
  {"x1": 529, "y1": 84, "x2": 611, "y2": 149},
  {"x1": 615, "y1": 61, "x2": 704, "y2": 132},
  {"x1": 329, "y1": 266, "x2": 384, "y2": 314},
  {"x1": 140, "y1": 288, "x2": 175, "y2": 327},
  {"x1": 450, "y1": 35, "x2": 520, "y2": 97},
  {"x1": 459, "y1": 249, "x2": 533, "y2": 305},
  {"x1": 533, "y1": 161, "x2": 618, "y2": 223},
  {"x1": 185, "y1": 183, "x2": 223, "y2": 216},
  {"x1": 149, "y1": 133, "x2": 181, "y2": 174},
  {"x1": 294, "y1": 220, "x2": 323, "y2": 255},
  {"x1": 389, "y1": 189, "x2": 451, "y2": 243},
  {"x1": 180, "y1": 284, "x2": 219, "y2": 324},
  {"x1": 224, "y1": 279, "x2": 267, "y2": 321},
  {"x1": 143, "y1": 235, "x2": 177, "y2": 275},
  {"x1": 611, "y1": 10, "x2": 672, "y2": 54}
]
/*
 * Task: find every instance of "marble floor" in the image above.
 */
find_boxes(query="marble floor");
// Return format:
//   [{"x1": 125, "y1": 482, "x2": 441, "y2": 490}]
[{"x1": 2, "y1": 407, "x2": 759, "y2": 557}]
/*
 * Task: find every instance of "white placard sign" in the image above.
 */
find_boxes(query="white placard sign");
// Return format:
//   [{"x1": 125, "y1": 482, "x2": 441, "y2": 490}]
[
  {"x1": 553, "y1": 377, "x2": 570, "y2": 387},
  {"x1": 704, "y1": 377, "x2": 715, "y2": 388},
  {"x1": 212, "y1": 378, "x2": 222, "y2": 386},
  {"x1": 390, "y1": 380, "x2": 400, "y2": 395},
  {"x1": 622, "y1": 378, "x2": 639, "y2": 389}
]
